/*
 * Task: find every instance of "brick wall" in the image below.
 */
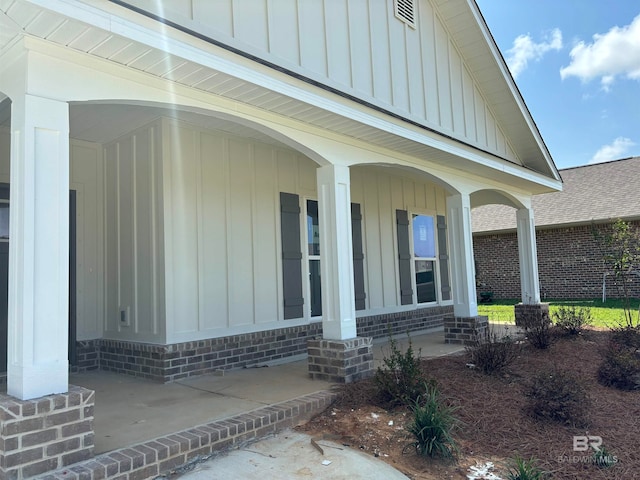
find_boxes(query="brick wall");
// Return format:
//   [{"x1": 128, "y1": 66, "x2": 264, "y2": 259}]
[
  {"x1": 0, "y1": 386, "x2": 94, "y2": 479},
  {"x1": 44, "y1": 391, "x2": 337, "y2": 480},
  {"x1": 444, "y1": 316, "x2": 488, "y2": 345},
  {"x1": 73, "y1": 305, "x2": 452, "y2": 382},
  {"x1": 307, "y1": 337, "x2": 373, "y2": 383},
  {"x1": 473, "y1": 222, "x2": 640, "y2": 300}
]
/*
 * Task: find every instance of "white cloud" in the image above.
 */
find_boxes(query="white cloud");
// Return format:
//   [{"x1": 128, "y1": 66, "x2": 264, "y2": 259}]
[
  {"x1": 506, "y1": 29, "x2": 563, "y2": 79},
  {"x1": 590, "y1": 137, "x2": 636, "y2": 164},
  {"x1": 560, "y1": 14, "x2": 640, "y2": 89}
]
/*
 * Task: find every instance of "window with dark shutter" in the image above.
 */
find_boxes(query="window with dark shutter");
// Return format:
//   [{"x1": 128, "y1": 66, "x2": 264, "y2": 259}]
[
  {"x1": 396, "y1": 209, "x2": 414, "y2": 305},
  {"x1": 351, "y1": 203, "x2": 366, "y2": 310},
  {"x1": 437, "y1": 215, "x2": 451, "y2": 301},
  {"x1": 280, "y1": 192, "x2": 304, "y2": 319}
]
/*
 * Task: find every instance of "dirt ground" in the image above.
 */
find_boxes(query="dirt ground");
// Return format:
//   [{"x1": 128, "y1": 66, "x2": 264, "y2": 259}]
[{"x1": 297, "y1": 330, "x2": 640, "y2": 479}]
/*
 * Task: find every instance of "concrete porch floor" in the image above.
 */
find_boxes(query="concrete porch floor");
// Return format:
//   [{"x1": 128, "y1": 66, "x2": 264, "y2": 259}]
[{"x1": 71, "y1": 329, "x2": 465, "y2": 454}]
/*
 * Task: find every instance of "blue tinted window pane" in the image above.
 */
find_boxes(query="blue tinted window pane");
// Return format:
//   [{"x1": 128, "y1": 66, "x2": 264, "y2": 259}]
[
  {"x1": 412, "y1": 215, "x2": 435, "y2": 258},
  {"x1": 307, "y1": 200, "x2": 320, "y2": 255},
  {"x1": 415, "y1": 260, "x2": 436, "y2": 303},
  {"x1": 0, "y1": 204, "x2": 8, "y2": 239}
]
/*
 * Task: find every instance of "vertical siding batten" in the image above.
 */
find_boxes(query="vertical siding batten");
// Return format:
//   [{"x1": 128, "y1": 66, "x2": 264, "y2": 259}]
[
  {"x1": 405, "y1": 8, "x2": 425, "y2": 119},
  {"x1": 368, "y1": 0, "x2": 392, "y2": 103},
  {"x1": 266, "y1": 0, "x2": 300, "y2": 65},
  {"x1": 324, "y1": 0, "x2": 352, "y2": 88},
  {"x1": 348, "y1": 0, "x2": 373, "y2": 96},
  {"x1": 434, "y1": 17, "x2": 452, "y2": 131},
  {"x1": 420, "y1": 0, "x2": 439, "y2": 124},
  {"x1": 389, "y1": 4, "x2": 409, "y2": 111}
]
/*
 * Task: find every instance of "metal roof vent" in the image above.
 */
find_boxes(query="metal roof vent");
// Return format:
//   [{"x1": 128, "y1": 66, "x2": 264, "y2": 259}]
[{"x1": 394, "y1": 0, "x2": 416, "y2": 28}]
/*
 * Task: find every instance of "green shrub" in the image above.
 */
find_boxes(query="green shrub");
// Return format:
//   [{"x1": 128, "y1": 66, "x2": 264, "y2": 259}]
[
  {"x1": 553, "y1": 306, "x2": 592, "y2": 335},
  {"x1": 465, "y1": 328, "x2": 520, "y2": 375},
  {"x1": 374, "y1": 333, "x2": 427, "y2": 408},
  {"x1": 405, "y1": 382, "x2": 458, "y2": 459},
  {"x1": 506, "y1": 456, "x2": 547, "y2": 480},
  {"x1": 525, "y1": 369, "x2": 590, "y2": 426},
  {"x1": 523, "y1": 311, "x2": 553, "y2": 349},
  {"x1": 592, "y1": 445, "x2": 618, "y2": 468},
  {"x1": 597, "y1": 341, "x2": 640, "y2": 390},
  {"x1": 609, "y1": 325, "x2": 640, "y2": 349}
]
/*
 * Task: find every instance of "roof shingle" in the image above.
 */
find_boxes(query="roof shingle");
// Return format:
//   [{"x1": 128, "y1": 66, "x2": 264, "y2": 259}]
[{"x1": 472, "y1": 156, "x2": 640, "y2": 233}]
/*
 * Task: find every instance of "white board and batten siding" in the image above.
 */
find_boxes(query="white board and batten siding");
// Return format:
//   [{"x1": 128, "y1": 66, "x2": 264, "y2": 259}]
[
  {"x1": 161, "y1": 119, "x2": 449, "y2": 343},
  {"x1": 0, "y1": 128, "x2": 105, "y2": 342},
  {"x1": 122, "y1": 0, "x2": 519, "y2": 164},
  {"x1": 103, "y1": 120, "x2": 166, "y2": 343},
  {"x1": 161, "y1": 118, "x2": 317, "y2": 343}
]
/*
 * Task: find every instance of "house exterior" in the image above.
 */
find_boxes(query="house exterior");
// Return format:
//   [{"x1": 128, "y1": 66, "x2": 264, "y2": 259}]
[
  {"x1": 472, "y1": 157, "x2": 640, "y2": 300},
  {"x1": 0, "y1": 0, "x2": 561, "y2": 476}
]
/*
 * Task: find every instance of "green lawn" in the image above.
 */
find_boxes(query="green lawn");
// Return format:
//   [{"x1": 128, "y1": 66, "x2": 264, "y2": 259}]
[{"x1": 477, "y1": 298, "x2": 640, "y2": 329}]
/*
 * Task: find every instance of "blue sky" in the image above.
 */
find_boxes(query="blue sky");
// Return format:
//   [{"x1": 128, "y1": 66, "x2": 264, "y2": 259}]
[{"x1": 475, "y1": 0, "x2": 640, "y2": 169}]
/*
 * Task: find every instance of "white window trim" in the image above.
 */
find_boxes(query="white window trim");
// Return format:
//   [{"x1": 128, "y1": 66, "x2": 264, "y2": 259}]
[
  {"x1": 303, "y1": 197, "x2": 322, "y2": 320},
  {"x1": 409, "y1": 210, "x2": 441, "y2": 306}
]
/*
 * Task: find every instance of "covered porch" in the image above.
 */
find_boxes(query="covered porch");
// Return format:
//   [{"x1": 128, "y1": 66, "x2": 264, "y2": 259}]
[{"x1": 21, "y1": 329, "x2": 463, "y2": 478}]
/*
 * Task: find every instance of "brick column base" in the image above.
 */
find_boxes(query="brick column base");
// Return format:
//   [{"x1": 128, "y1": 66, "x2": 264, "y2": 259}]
[
  {"x1": 0, "y1": 385, "x2": 95, "y2": 479},
  {"x1": 444, "y1": 315, "x2": 489, "y2": 345},
  {"x1": 307, "y1": 337, "x2": 373, "y2": 383},
  {"x1": 514, "y1": 303, "x2": 550, "y2": 328}
]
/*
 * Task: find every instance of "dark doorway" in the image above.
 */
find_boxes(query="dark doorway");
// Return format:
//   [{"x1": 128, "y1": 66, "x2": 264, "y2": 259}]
[{"x1": 0, "y1": 185, "x2": 77, "y2": 371}]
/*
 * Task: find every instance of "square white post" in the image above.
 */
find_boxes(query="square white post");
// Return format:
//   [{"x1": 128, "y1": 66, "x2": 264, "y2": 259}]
[
  {"x1": 446, "y1": 193, "x2": 478, "y2": 317},
  {"x1": 516, "y1": 207, "x2": 541, "y2": 304},
  {"x1": 316, "y1": 164, "x2": 356, "y2": 340},
  {"x1": 7, "y1": 94, "x2": 70, "y2": 400}
]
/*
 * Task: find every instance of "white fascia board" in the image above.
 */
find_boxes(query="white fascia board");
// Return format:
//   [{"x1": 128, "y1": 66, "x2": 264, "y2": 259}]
[
  {"x1": 465, "y1": 0, "x2": 560, "y2": 182},
  {"x1": 25, "y1": 0, "x2": 559, "y2": 190}
]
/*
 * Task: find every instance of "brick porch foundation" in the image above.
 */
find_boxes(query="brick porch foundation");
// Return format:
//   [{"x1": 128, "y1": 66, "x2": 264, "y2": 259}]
[
  {"x1": 307, "y1": 337, "x2": 374, "y2": 383},
  {"x1": 514, "y1": 303, "x2": 550, "y2": 328},
  {"x1": 0, "y1": 386, "x2": 95, "y2": 479},
  {"x1": 72, "y1": 306, "x2": 453, "y2": 383},
  {"x1": 443, "y1": 315, "x2": 489, "y2": 345},
  {"x1": 43, "y1": 390, "x2": 337, "y2": 480}
]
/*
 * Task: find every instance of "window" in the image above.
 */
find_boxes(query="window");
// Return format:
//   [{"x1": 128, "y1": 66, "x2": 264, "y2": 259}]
[
  {"x1": 306, "y1": 200, "x2": 322, "y2": 317},
  {"x1": 396, "y1": 209, "x2": 450, "y2": 306},
  {"x1": 412, "y1": 214, "x2": 437, "y2": 303},
  {"x1": 280, "y1": 193, "x2": 367, "y2": 319}
]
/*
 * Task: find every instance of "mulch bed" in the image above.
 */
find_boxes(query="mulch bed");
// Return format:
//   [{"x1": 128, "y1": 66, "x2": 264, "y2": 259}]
[{"x1": 299, "y1": 329, "x2": 640, "y2": 479}]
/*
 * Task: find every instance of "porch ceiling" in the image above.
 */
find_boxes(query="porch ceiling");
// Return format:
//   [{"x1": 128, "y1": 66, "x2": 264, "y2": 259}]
[{"x1": 0, "y1": 0, "x2": 560, "y2": 193}]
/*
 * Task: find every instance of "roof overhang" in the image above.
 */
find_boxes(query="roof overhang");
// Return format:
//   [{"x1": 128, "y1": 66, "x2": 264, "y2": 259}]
[{"x1": 1, "y1": 0, "x2": 562, "y2": 194}]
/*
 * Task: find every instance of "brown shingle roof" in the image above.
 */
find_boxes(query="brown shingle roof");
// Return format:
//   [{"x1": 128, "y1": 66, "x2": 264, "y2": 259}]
[{"x1": 472, "y1": 156, "x2": 640, "y2": 233}]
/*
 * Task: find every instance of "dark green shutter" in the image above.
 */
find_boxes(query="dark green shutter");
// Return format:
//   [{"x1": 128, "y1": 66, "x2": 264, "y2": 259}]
[
  {"x1": 351, "y1": 203, "x2": 366, "y2": 310},
  {"x1": 437, "y1": 215, "x2": 451, "y2": 301},
  {"x1": 280, "y1": 192, "x2": 304, "y2": 319},
  {"x1": 396, "y1": 210, "x2": 413, "y2": 305}
]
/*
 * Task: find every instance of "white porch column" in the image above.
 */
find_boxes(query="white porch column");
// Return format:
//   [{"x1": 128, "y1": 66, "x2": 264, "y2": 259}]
[
  {"x1": 446, "y1": 193, "x2": 478, "y2": 317},
  {"x1": 516, "y1": 207, "x2": 541, "y2": 304},
  {"x1": 7, "y1": 94, "x2": 70, "y2": 400},
  {"x1": 317, "y1": 164, "x2": 356, "y2": 340}
]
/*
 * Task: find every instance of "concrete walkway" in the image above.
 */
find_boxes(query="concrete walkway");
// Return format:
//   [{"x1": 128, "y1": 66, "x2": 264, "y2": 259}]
[
  {"x1": 177, "y1": 431, "x2": 411, "y2": 480},
  {"x1": 71, "y1": 329, "x2": 464, "y2": 455}
]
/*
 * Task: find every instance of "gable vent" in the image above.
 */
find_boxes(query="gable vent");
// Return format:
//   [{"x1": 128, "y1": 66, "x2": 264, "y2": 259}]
[{"x1": 394, "y1": 0, "x2": 416, "y2": 28}]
